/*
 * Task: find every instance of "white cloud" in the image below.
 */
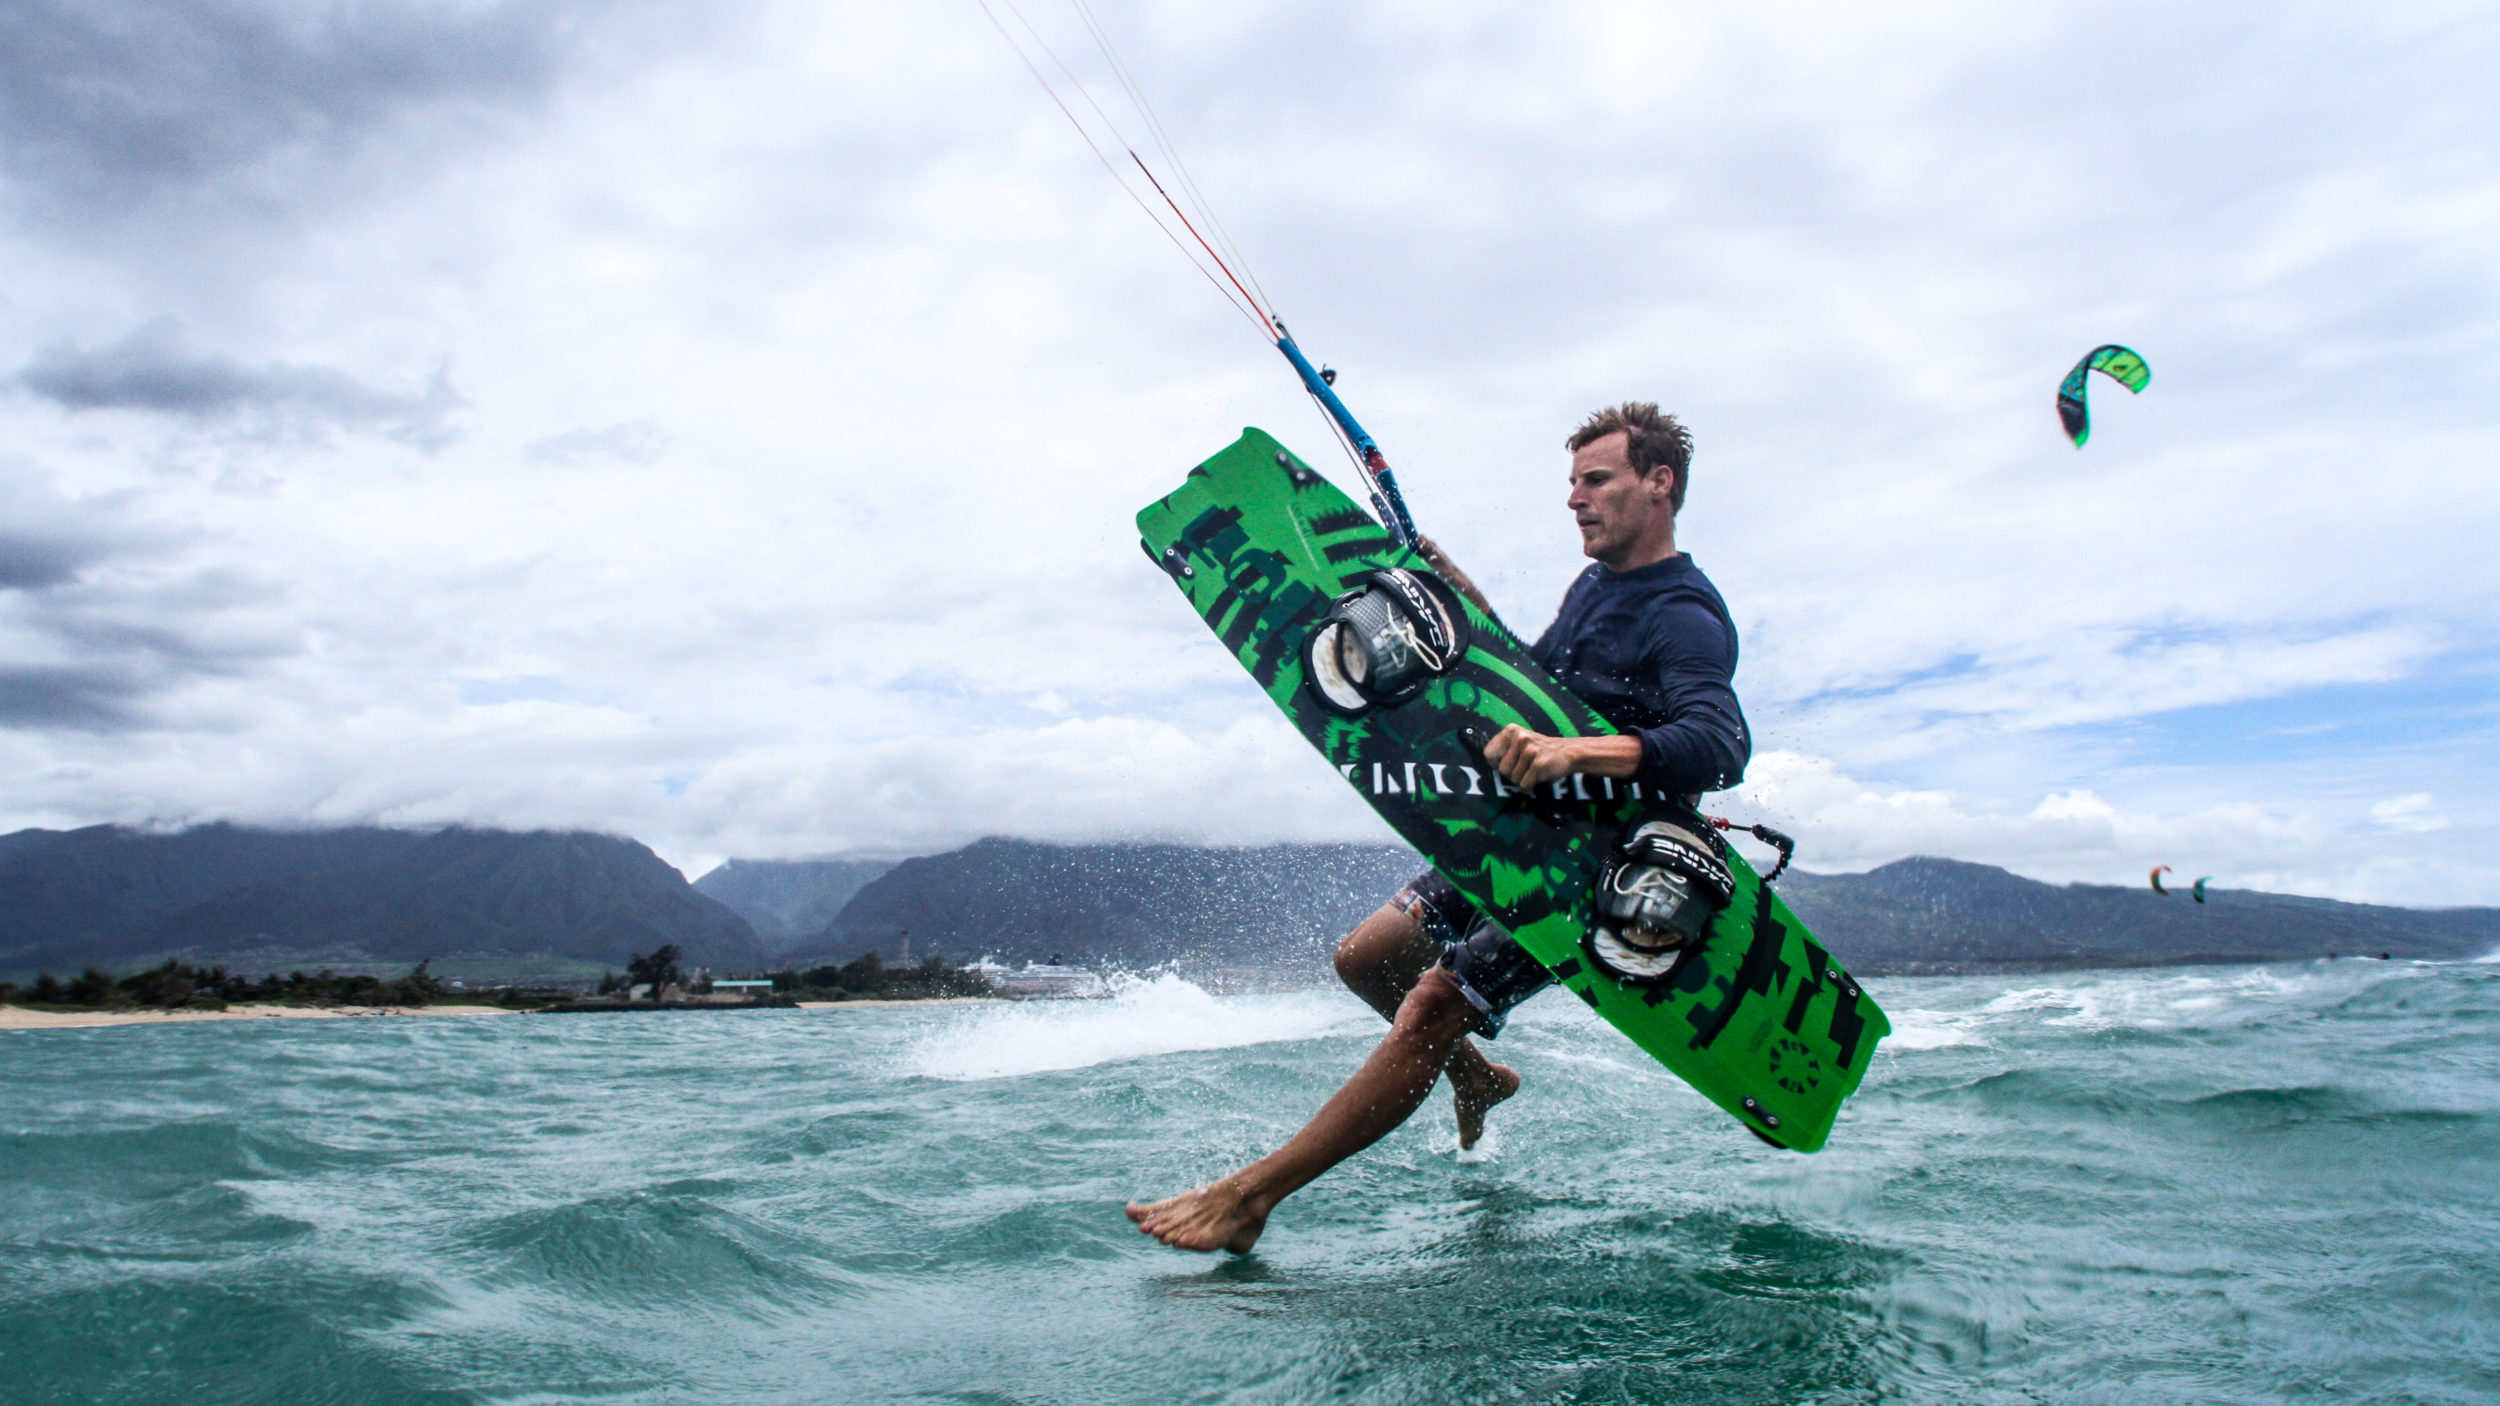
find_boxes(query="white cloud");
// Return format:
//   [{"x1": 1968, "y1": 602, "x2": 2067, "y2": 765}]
[
  {"x1": 1720, "y1": 752, "x2": 2496, "y2": 906},
  {"x1": 2370, "y1": 793, "x2": 2448, "y2": 834},
  {"x1": 523, "y1": 421, "x2": 670, "y2": 467},
  {"x1": 1721, "y1": 749, "x2": 2328, "y2": 885}
]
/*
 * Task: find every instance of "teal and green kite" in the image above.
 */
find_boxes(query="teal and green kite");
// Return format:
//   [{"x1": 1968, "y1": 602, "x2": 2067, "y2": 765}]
[{"x1": 2057, "y1": 344, "x2": 2150, "y2": 447}]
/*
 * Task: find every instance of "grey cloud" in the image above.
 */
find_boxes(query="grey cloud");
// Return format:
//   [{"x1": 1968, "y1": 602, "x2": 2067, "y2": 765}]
[
  {"x1": 0, "y1": 532, "x2": 106, "y2": 591},
  {"x1": 44, "y1": 611, "x2": 282, "y2": 672},
  {"x1": 526, "y1": 422, "x2": 671, "y2": 466},
  {"x1": 16, "y1": 322, "x2": 466, "y2": 449},
  {"x1": 0, "y1": 585, "x2": 302, "y2": 733},
  {"x1": 0, "y1": 459, "x2": 145, "y2": 592},
  {"x1": 0, "y1": 602, "x2": 294, "y2": 729},
  {"x1": 0, "y1": 663, "x2": 151, "y2": 729},
  {"x1": 0, "y1": 0, "x2": 585, "y2": 222},
  {"x1": 0, "y1": 464, "x2": 295, "y2": 731}
]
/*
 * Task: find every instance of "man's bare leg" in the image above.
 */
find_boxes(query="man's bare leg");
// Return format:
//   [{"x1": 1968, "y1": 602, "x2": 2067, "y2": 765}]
[
  {"x1": 1128, "y1": 972, "x2": 1485, "y2": 1252},
  {"x1": 1333, "y1": 904, "x2": 1520, "y2": 1148}
]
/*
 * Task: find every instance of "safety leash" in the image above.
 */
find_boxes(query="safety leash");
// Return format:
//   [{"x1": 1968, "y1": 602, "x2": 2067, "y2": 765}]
[{"x1": 1707, "y1": 816, "x2": 1796, "y2": 883}]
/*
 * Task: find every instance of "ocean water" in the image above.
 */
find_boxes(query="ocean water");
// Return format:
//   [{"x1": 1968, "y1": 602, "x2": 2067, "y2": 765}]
[{"x1": 5, "y1": 961, "x2": 2498, "y2": 1405}]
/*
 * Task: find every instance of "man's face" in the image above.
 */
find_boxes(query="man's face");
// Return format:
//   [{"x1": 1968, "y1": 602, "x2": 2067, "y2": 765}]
[{"x1": 1567, "y1": 430, "x2": 1674, "y2": 565}]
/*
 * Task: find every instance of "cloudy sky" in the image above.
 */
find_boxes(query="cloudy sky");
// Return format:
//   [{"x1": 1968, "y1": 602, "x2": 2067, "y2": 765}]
[{"x1": 1, "y1": 1, "x2": 2494, "y2": 901}]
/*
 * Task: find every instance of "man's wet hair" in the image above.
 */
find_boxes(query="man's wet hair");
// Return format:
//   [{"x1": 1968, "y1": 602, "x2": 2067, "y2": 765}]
[{"x1": 1566, "y1": 403, "x2": 1694, "y2": 511}]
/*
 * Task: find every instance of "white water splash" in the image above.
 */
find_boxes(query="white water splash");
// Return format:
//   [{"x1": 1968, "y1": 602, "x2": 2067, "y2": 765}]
[
  {"x1": 906, "y1": 973, "x2": 1370, "y2": 1081},
  {"x1": 1896, "y1": 961, "x2": 2443, "y2": 1042},
  {"x1": 1449, "y1": 1124, "x2": 1503, "y2": 1164},
  {"x1": 1882, "y1": 1008, "x2": 1989, "y2": 1050}
]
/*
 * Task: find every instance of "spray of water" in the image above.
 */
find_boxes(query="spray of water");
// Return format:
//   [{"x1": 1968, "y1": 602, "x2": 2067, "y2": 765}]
[{"x1": 906, "y1": 971, "x2": 1371, "y2": 1081}]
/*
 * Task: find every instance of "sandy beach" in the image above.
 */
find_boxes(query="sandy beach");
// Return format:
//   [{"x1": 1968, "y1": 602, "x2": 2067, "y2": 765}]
[{"x1": 0, "y1": 1003, "x2": 519, "y2": 1030}]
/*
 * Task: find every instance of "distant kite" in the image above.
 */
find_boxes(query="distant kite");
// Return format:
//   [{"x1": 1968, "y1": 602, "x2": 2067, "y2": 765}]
[
  {"x1": 2059, "y1": 344, "x2": 2150, "y2": 448},
  {"x1": 2149, "y1": 866, "x2": 2210, "y2": 902}
]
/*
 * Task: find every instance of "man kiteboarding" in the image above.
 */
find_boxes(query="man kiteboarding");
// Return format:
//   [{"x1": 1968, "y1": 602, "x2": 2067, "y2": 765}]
[{"x1": 1128, "y1": 401, "x2": 1752, "y2": 1254}]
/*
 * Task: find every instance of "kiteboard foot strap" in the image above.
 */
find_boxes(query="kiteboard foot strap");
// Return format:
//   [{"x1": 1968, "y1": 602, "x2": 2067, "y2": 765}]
[
  {"x1": 1584, "y1": 816, "x2": 1735, "y2": 986},
  {"x1": 1303, "y1": 568, "x2": 1470, "y2": 717}
]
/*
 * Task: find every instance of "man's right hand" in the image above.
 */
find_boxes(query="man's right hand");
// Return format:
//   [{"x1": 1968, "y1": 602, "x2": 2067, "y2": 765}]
[
  {"x1": 1483, "y1": 724, "x2": 1642, "y2": 788},
  {"x1": 1483, "y1": 724, "x2": 1577, "y2": 789}
]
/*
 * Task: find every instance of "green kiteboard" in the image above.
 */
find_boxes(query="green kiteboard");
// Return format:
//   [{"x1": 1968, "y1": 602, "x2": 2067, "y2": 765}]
[{"x1": 1137, "y1": 428, "x2": 1888, "y2": 1151}]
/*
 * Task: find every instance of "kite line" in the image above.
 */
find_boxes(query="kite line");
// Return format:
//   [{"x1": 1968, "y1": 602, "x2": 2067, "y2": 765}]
[{"x1": 974, "y1": 0, "x2": 1422, "y2": 545}]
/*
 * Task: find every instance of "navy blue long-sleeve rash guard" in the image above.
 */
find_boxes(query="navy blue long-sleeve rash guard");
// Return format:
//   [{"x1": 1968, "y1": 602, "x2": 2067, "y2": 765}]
[{"x1": 1528, "y1": 553, "x2": 1750, "y2": 796}]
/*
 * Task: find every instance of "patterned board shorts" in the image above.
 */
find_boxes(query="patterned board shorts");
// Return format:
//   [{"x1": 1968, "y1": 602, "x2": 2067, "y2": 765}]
[{"x1": 1391, "y1": 869, "x2": 1554, "y2": 1038}]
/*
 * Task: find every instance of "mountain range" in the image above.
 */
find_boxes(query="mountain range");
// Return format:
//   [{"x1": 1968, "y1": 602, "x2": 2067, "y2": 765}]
[
  {"x1": 691, "y1": 857, "x2": 895, "y2": 951},
  {"x1": 772, "y1": 841, "x2": 2500, "y2": 973},
  {"x1": 6, "y1": 823, "x2": 2497, "y2": 982},
  {"x1": 1773, "y1": 858, "x2": 2500, "y2": 973},
  {"x1": 0, "y1": 824, "x2": 761, "y2": 977},
  {"x1": 777, "y1": 837, "x2": 1423, "y2": 971}
]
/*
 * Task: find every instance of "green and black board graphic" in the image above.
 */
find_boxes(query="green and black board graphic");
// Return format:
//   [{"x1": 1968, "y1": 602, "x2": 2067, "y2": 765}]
[{"x1": 1137, "y1": 428, "x2": 1889, "y2": 1151}]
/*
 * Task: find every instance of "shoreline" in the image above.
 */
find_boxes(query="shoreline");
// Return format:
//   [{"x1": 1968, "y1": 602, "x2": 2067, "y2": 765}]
[
  {"x1": 0, "y1": 1003, "x2": 519, "y2": 1031},
  {"x1": 795, "y1": 997, "x2": 996, "y2": 1011},
  {"x1": 0, "y1": 996, "x2": 1000, "y2": 1030}
]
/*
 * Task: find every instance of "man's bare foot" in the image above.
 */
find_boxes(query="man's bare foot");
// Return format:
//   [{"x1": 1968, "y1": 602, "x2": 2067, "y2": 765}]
[
  {"x1": 1452, "y1": 1062, "x2": 1522, "y2": 1150},
  {"x1": 1126, "y1": 1179, "x2": 1269, "y2": 1254}
]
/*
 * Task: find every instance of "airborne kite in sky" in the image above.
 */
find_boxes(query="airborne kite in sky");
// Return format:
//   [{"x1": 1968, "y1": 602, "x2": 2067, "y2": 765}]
[
  {"x1": 2058, "y1": 344, "x2": 2151, "y2": 448},
  {"x1": 2149, "y1": 866, "x2": 2209, "y2": 903}
]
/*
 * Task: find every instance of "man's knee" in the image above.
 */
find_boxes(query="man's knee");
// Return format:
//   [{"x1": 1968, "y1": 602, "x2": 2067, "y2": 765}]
[
  {"x1": 1334, "y1": 903, "x2": 1421, "y2": 986},
  {"x1": 1330, "y1": 929, "x2": 1369, "y2": 987},
  {"x1": 1395, "y1": 968, "x2": 1482, "y2": 1040}
]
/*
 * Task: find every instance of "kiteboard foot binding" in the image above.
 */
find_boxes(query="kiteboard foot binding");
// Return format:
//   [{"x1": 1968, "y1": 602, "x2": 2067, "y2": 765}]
[{"x1": 1585, "y1": 816, "x2": 1733, "y2": 986}]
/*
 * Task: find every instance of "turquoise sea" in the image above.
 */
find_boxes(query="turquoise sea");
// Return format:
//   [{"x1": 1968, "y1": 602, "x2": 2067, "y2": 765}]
[{"x1": 5, "y1": 958, "x2": 2498, "y2": 1405}]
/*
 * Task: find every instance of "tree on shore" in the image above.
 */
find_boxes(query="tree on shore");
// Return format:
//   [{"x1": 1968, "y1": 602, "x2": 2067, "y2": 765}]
[
  {"x1": 1, "y1": 959, "x2": 458, "y2": 1011},
  {"x1": 753, "y1": 952, "x2": 992, "y2": 1001},
  {"x1": 625, "y1": 945, "x2": 684, "y2": 997}
]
